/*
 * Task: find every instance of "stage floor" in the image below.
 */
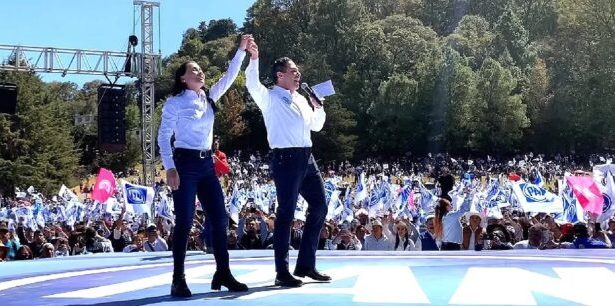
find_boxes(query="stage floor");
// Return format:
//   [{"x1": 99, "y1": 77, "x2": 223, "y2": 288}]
[{"x1": 1, "y1": 250, "x2": 614, "y2": 306}]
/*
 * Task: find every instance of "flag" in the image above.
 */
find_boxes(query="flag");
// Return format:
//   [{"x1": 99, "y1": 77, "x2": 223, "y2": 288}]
[
  {"x1": 58, "y1": 184, "x2": 79, "y2": 202},
  {"x1": 344, "y1": 186, "x2": 353, "y2": 209},
  {"x1": 511, "y1": 182, "x2": 563, "y2": 213},
  {"x1": 229, "y1": 183, "x2": 243, "y2": 223},
  {"x1": 354, "y1": 172, "x2": 367, "y2": 204},
  {"x1": 593, "y1": 163, "x2": 615, "y2": 185},
  {"x1": 397, "y1": 185, "x2": 415, "y2": 212},
  {"x1": 294, "y1": 196, "x2": 308, "y2": 221},
  {"x1": 558, "y1": 181, "x2": 584, "y2": 224},
  {"x1": 324, "y1": 179, "x2": 337, "y2": 205},
  {"x1": 156, "y1": 193, "x2": 175, "y2": 224},
  {"x1": 597, "y1": 172, "x2": 615, "y2": 223},
  {"x1": 0, "y1": 207, "x2": 8, "y2": 221},
  {"x1": 92, "y1": 168, "x2": 117, "y2": 203},
  {"x1": 418, "y1": 183, "x2": 437, "y2": 212},
  {"x1": 122, "y1": 180, "x2": 154, "y2": 217},
  {"x1": 566, "y1": 176, "x2": 603, "y2": 216},
  {"x1": 485, "y1": 178, "x2": 500, "y2": 201},
  {"x1": 326, "y1": 190, "x2": 342, "y2": 221},
  {"x1": 531, "y1": 168, "x2": 544, "y2": 187}
]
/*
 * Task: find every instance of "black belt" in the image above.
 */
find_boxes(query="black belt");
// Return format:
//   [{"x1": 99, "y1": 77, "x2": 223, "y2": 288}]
[
  {"x1": 272, "y1": 147, "x2": 311, "y2": 154},
  {"x1": 174, "y1": 148, "x2": 212, "y2": 159}
]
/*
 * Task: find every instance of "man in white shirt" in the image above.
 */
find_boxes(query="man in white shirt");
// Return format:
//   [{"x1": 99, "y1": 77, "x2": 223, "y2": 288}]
[
  {"x1": 362, "y1": 219, "x2": 392, "y2": 251},
  {"x1": 245, "y1": 41, "x2": 330, "y2": 288},
  {"x1": 144, "y1": 224, "x2": 168, "y2": 252}
]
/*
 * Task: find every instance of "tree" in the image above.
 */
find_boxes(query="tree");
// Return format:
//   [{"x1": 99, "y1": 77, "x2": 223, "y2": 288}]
[
  {"x1": 199, "y1": 19, "x2": 238, "y2": 42},
  {"x1": 492, "y1": 5, "x2": 530, "y2": 68},
  {"x1": 446, "y1": 15, "x2": 495, "y2": 69},
  {"x1": 0, "y1": 72, "x2": 81, "y2": 195},
  {"x1": 471, "y1": 58, "x2": 529, "y2": 152}
]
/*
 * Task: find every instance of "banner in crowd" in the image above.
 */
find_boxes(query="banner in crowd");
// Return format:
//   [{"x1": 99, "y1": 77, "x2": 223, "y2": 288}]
[
  {"x1": 121, "y1": 180, "x2": 154, "y2": 217},
  {"x1": 58, "y1": 184, "x2": 79, "y2": 202},
  {"x1": 511, "y1": 182, "x2": 563, "y2": 213},
  {"x1": 92, "y1": 168, "x2": 117, "y2": 203},
  {"x1": 597, "y1": 172, "x2": 615, "y2": 223},
  {"x1": 558, "y1": 179, "x2": 584, "y2": 224},
  {"x1": 354, "y1": 172, "x2": 367, "y2": 204},
  {"x1": 566, "y1": 176, "x2": 603, "y2": 216}
]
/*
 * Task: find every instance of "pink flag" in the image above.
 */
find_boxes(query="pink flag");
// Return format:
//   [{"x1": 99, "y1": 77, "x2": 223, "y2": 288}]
[
  {"x1": 566, "y1": 176, "x2": 603, "y2": 216},
  {"x1": 92, "y1": 168, "x2": 117, "y2": 203},
  {"x1": 408, "y1": 190, "x2": 416, "y2": 211}
]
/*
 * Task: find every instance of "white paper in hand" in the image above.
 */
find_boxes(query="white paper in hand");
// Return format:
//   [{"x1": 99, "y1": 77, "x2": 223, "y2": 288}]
[{"x1": 312, "y1": 80, "x2": 336, "y2": 99}]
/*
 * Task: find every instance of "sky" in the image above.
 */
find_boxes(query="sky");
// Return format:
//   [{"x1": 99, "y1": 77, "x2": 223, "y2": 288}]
[{"x1": 0, "y1": 0, "x2": 256, "y2": 85}]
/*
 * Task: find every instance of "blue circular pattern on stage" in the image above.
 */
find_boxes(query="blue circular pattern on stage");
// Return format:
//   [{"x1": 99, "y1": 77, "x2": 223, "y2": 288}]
[{"x1": 1, "y1": 250, "x2": 614, "y2": 306}]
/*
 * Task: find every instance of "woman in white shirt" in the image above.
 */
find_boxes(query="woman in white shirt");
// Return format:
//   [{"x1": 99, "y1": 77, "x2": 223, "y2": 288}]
[
  {"x1": 157, "y1": 35, "x2": 252, "y2": 297},
  {"x1": 383, "y1": 217, "x2": 420, "y2": 251}
]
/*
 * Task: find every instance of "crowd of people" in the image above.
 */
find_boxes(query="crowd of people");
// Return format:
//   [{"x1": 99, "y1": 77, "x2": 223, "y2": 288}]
[{"x1": 1, "y1": 152, "x2": 615, "y2": 262}]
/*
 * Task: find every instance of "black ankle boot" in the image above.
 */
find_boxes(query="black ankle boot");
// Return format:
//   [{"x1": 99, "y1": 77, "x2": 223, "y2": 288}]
[
  {"x1": 171, "y1": 274, "x2": 192, "y2": 298},
  {"x1": 211, "y1": 270, "x2": 248, "y2": 292}
]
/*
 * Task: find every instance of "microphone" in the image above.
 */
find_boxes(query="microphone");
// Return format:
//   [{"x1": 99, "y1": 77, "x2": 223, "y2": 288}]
[{"x1": 300, "y1": 82, "x2": 323, "y2": 106}]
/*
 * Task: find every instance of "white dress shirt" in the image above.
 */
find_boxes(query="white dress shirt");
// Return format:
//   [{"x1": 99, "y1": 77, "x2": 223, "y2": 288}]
[
  {"x1": 245, "y1": 59, "x2": 326, "y2": 149},
  {"x1": 362, "y1": 234, "x2": 392, "y2": 251},
  {"x1": 442, "y1": 196, "x2": 471, "y2": 244},
  {"x1": 144, "y1": 237, "x2": 168, "y2": 252},
  {"x1": 157, "y1": 49, "x2": 246, "y2": 170}
]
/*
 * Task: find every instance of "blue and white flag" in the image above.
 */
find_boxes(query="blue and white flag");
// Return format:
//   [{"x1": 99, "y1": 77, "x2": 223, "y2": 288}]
[
  {"x1": 597, "y1": 172, "x2": 615, "y2": 224},
  {"x1": 354, "y1": 172, "x2": 367, "y2": 204},
  {"x1": 593, "y1": 163, "x2": 615, "y2": 186},
  {"x1": 324, "y1": 179, "x2": 337, "y2": 205},
  {"x1": 157, "y1": 193, "x2": 175, "y2": 224},
  {"x1": 485, "y1": 178, "x2": 500, "y2": 202},
  {"x1": 326, "y1": 189, "x2": 342, "y2": 221},
  {"x1": 512, "y1": 182, "x2": 563, "y2": 213},
  {"x1": 122, "y1": 180, "x2": 154, "y2": 217},
  {"x1": 0, "y1": 207, "x2": 8, "y2": 221},
  {"x1": 531, "y1": 168, "x2": 544, "y2": 187},
  {"x1": 32, "y1": 199, "x2": 45, "y2": 229},
  {"x1": 418, "y1": 182, "x2": 437, "y2": 212},
  {"x1": 58, "y1": 184, "x2": 79, "y2": 202},
  {"x1": 228, "y1": 183, "x2": 243, "y2": 223},
  {"x1": 557, "y1": 179, "x2": 584, "y2": 224},
  {"x1": 294, "y1": 195, "x2": 308, "y2": 221}
]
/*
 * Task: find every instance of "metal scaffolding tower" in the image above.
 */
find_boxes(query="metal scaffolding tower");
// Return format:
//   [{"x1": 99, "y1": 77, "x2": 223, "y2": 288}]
[
  {"x1": 0, "y1": 1, "x2": 160, "y2": 186},
  {"x1": 136, "y1": 0, "x2": 159, "y2": 187}
]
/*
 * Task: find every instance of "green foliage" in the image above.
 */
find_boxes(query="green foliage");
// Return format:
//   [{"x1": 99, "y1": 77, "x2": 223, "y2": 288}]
[{"x1": 0, "y1": 72, "x2": 81, "y2": 195}]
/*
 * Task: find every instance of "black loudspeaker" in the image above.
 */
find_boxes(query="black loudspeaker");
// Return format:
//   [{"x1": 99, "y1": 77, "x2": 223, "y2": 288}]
[
  {"x1": 0, "y1": 83, "x2": 18, "y2": 114},
  {"x1": 98, "y1": 84, "x2": 126, "y2": 152}
]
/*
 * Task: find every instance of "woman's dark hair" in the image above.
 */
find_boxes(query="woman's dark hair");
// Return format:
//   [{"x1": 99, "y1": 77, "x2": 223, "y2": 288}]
[
  {"x1": 433, "y1": 198, "x2": 451, "y2": 239},
  {"x1": 395, "y1": 231, "x2": 410, "y2": 250},
  {"x1": 16, "y1": 245, "x2": 33, "y2": 260},
  {"x1": 16, "y1": 226, "x2": 28, "y2": 245},
  {"x1": 270, "y1": 57, "x2": 292, "y2": 84},
  {"x1": 594, "y1": 222, "x2": 602, "y2": 234},
  {"x1": 172, "y1": 61, "x2": 200, "y2": 96},
  {"x1": 85, "y1": 227, "x2": 97, "y2": 239}
]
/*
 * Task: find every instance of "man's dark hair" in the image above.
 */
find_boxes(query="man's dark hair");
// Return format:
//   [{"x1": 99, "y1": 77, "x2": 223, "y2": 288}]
[
  {"x1": 573, "y1": 223, "x2": 589, "y2": 238},
  {"x1": 271, "y1": 57, "x2": 293, "y2": 84},
  {"x1": 0, "y1": 227, "x2": 8, "y2": 236}
]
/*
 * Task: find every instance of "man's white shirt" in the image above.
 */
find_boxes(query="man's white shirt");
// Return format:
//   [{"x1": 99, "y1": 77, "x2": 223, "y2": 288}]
[
  {"x1": 245, "y1": 59, "x2": 326, "y2": 149},
  {"x1": 144, "y1": 237, "x2": 168, "y2": 252}
]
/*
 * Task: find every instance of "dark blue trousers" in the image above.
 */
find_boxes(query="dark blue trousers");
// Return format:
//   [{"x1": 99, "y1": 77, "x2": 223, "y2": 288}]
[
  {"x1": 271, "y1": 148, "x2": 327, "y2": 273},
  {"x1": 172, "y1": 149, "x2": 229, "y2": 276}
]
